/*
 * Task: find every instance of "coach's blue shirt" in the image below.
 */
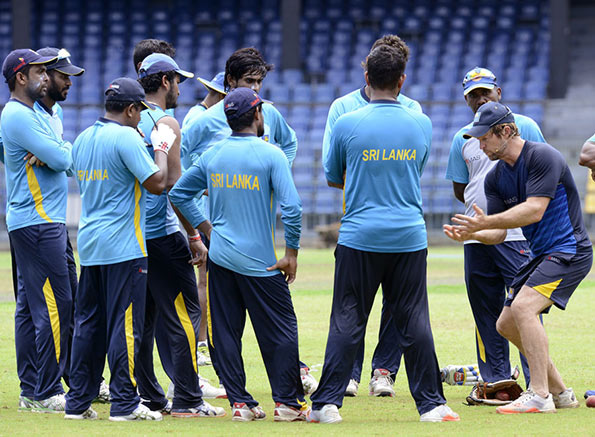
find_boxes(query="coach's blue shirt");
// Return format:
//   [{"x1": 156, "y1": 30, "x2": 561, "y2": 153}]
[
  {"x1": 326, "y1": 100, "x2": 430, "y2": 253},
  {"x1": 170, "y1": 133, "x2": 302, "y2": 277},
  {"x1": 138, "y1": 105, "x2": 180, "y2": 239},
  {"x1": 181, "y1": 103, "x2": 207, "y2": 129},
  {"x1": 73, "y1": 117, "x2": 159, "y2": 266},
  {"x1": 0, "y1": 99, "x2": 72, "y2": 231},
  {"x1": 181, "y1": 100, "x2": 297, "y2": 169},
  {"x1": 485, "y1": 141, "x2": 591, "y2": 257},
  {"x1": 322, "y1": 87, "x2": 422, "y2": 172}
]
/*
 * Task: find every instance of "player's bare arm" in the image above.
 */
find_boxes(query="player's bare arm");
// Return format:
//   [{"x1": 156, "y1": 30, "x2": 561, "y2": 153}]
[
  {"x1": 452, "y1": 182, "x2": 466, "y2": 203},
  {"x1": 158, "y1": 116, "x2": 182, "y2": 189},
  {"x1": 578, "y1": 140, "x2": 595, "y2": 180}
]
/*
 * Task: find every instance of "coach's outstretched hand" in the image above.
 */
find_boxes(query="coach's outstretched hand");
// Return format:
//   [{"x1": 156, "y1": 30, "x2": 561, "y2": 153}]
[
  {"x1": 267, "y1": 247, "x2": 298, "y2": 284},
  {"x1": 188, "y1": 238, "x2": 208, "y2": 267}
]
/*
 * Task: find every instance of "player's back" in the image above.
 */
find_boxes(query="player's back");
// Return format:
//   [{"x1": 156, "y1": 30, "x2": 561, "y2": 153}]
[{"x1": 326, "y1": 101, "x2": 431, "y2": 253}]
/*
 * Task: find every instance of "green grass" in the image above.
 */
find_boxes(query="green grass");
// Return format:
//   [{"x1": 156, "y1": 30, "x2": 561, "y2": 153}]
[{"x1": 0, "y1": 247, "x2": 594, "y2": 436}]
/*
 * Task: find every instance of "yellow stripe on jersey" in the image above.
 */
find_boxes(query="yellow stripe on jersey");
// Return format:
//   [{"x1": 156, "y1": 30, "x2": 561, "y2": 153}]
[
  {"x1": 42, "y1": 278, "x2": 61, "y2": 363},
  {"x1": 125, "y1": 303, "x2": 136, "y2": 387},
  {"x1": 133, "y1": 180, "x2": 147, "y2": 256},
  {"x1": 174, "y1": 292, "x2": 198, "y2": 373},
  {"x1": 206, "y1": 271, "x2": 214, "y2": 348},
  {"x1": 475, "y1": 326, "x2": 486, "y2": 363},
  {"x1": 533, "y1": 279, "x2": 563, "y2": 299},
  {"x1": 271, "y1": 192, "x2": 278, "y2": 261},
  {"x1": 26, "y1": 164, "x2": 52, "y2": 222},
  {"x1": 342, "y1": 175, "x2": 346, "y2": 215}
]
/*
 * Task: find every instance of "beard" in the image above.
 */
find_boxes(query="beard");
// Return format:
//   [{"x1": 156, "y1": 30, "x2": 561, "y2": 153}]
[
  {"x1": 47, "y1": 83, "x2": 67, "y2": 102},
  {"x1": 257, "y1": 123, "x2": 265, "y2": 137},
  {"x1": 26, "y1": 80, "x2": 46, "y2": 101},
  {"x1": 165, "y1": 87, "x2": 178, "y2": 109}
]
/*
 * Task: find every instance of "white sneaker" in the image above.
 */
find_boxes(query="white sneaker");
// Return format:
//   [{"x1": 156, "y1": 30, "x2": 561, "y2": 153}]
[
  {"x1": 369, "y1": 369, "x2": 395, "y2": 397},
  {"x1": 64, "y1": 407, "x2": 98, "y2": 420},
  {"x1": 109, "y1": 403, "x2": 163, "y2": 421},
  {"x1": 420, "y1": 404, "x2": 460, "y2": 422},
  {"x1": 18, "y1": 396, "x2": 40, "y2": 412},
  {"x1": 496, "y1": 389, "x2": 556, "y2": 414},
  {"x1": 345, "y1": 379, "x2": 359, "y2": 397},
  {"x1": 553, "y1": 388, "x2": 579, "y2": 409},
  {"x1": 197, "y1": 345, "x2": 212, "y2": 366},
  {"x1": 34, "y1": 393, "x2": 66, "y2": 413},
  {"x1": 274, "y1": 402, "x2": 309, "y2": 422},
  {"x1": 232, "y1": 402, "x2": 266, "y2": 421},
  {"x1": 307, "y1": 404, "x2": 342, "y2": 424},
  {"x1": 171, "y1": 401, "x2": 226, "y2": 418},
  {"x1": 200, "y1": 376, "x2": 227, "y2": 399},
  {"x1": 301, "y1": 367, "x2": 319, "y2": 396},
  {"x1": 94, "y1": 380, "x2": 110, "y2": 403},
  {"x1": 160, "y1": 400, "x2": 172, "y2": 415}
]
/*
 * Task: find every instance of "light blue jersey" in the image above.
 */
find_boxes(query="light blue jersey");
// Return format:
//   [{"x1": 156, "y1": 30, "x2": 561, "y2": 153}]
[
  {"x1": 181, "y1": 103, "x2": 207, "y2": 129},
  {"x1": 325, "y1": 100, "x2": 431, "y2": 253},
  {"x1": 138, "y1": 105, "x2": 180, "y2": 239},
  {"x1": 181, "y1": 100, "x2": 297, "y2": 169},
  {"x1": 322, "y1": 86, "x2": 422, "y2": 171},
  {"x1": 35, "y1": 101, "x2": 64, "y2": 140},
  {"x1": 0, "y1": 99, "x2": 72, "y2": 232},
  {"x1": 72, "y1": 117, "x2": 159, "y2": 266},
  {"x1": 170, "y1": 133, "x2": 302, "y2": 277}
]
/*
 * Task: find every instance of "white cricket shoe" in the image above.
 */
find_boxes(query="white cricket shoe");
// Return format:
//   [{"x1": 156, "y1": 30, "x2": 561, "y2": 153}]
[
  {"x1": 18, "y1": 396, "x2": 40, "y2": 412},
  {"x1": 34, "y1": 393, "x2": 66, "y2": 413},
  {"x1": 345, "y1": 379, "x2": 359, "y2": 397},
  {"x1": 553, "y1": 388, "x2": 579, "y2": 409},
  {"x1": 306, "y1": 404, "x2": 342, "y2": 424},
  {"x1": 94, "y1": 380, "x2": 110, "y2": 403},
  {"x1": 200, "y1": 376, "x2": 227, "y2": 399},
  {"x1": 64, "y1": 407, "x2": 98, "y2": 420},
  {"x1": 109, "y1": 403, "x2": 163, "y2": 421},
  {"x1": 420, "y1": 404, "x2": 460, "y2": 422},
  {"x1": 171, "y1": 401, "x2": 226, "y2": 418},
  {"x1": 496, "y1": 389, "x2": 556, "y2": 414},
  {"x1": 301, "y1": 367, "x2": 319, "y2": 396},
  {"x1": 369, "y1": 369, "x2": 395, "y2": 397},
  {"x1": 231, "y1": 402, "x2": 266, "y2": 421},
  {"x1": 273, "y1": 402, "x2": 309, "y2": 422}
]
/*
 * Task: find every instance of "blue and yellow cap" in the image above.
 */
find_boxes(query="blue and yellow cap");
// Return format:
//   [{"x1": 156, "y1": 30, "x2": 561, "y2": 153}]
[
  {"x1": 462, "y1": 67, "x2": 498, "y2": 96},
  {"x1": 138, "y1": 53, "x2": 194, "y2": 83},
  {"x1": 197, "y1": 71, "x2": 226, "y2": 95}
]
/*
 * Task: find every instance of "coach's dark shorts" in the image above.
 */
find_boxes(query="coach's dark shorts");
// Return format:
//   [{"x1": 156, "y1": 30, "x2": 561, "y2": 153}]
[{"x1": 505, "y1": 247, "x2": 593, "y2": 311}]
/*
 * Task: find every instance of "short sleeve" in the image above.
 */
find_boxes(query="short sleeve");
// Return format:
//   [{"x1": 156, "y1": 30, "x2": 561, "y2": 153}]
[
  {"x1": 445, "y1": 131, "x2": 469, "y2": 183},
  {"x1": 526, "y1": 145, "x2": 565, "y2": 199},
  {"x1": 118, "y1": 129, "x2": 159, "y2": 183}
]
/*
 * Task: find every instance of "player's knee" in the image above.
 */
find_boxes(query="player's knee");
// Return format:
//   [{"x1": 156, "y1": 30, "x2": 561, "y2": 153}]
[{"x1": 496, "y1": 311, "x2": 513, "y2": 339}]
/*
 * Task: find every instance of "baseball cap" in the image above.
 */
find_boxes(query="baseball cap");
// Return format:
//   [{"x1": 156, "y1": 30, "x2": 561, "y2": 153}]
[
  {"x1": 197, "y1": 71, "x2": 226, "y2": 95},
  {"x1": 462, "y1": 101, "x2": 514, "y2": 139},
  {"x1": 462, "y1": 67, "x2": 498, "y2": 96},
  {"x1": 37, "y1": 47, "x2": 85, "y2": 76},
  {"x1": 223, "y1": 87, "x2": 263, "y2": 120},
  {"x1": 2, "y1": 48, "x2": 58, "y2": 82},
  {"x1": 138, "y1": 53, "x2": 193, "y2": 82},
  {"x1": 105, "y1": 77, "x2": 155, "y2": 110}
]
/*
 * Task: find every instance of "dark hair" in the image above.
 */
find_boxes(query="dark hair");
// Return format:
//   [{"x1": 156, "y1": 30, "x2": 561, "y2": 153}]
[
  {"x1": 105, "y1": 95, "x2": 143, "y2": 114},
  {"x1": 491, "y1": 122, "x2": 519, "y2": 138},
  {"x1": 370, "y1": 34, "x2": 409, "y2": 61},
  {"x1": 7, "y1": 64, "x2": 32, "y2": 92},
  {"x1": 133, "y1": 39, "x2": 176, "y2": 72},
  {"x1": 366, "y1": 46, "x2": 405, "y2": 91},
  {"x1": 224, "y1": 47, "x2": 273, "y2": 89},
  {"x1": 138, "y1": 70, "x2": 177, "y2": 94},
  {"x1": 227, "y1": 106, "x2": 260, "y2": 131}
]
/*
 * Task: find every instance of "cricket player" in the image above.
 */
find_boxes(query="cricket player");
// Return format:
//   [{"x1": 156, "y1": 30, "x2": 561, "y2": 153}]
[
  {"x1": 445, "y1": 101, "x2": 589, "y2": 413},
  {"x1": 309, "y1": 46, "x2": 459, "y2": 424},
  {"x1": 444, "y1": 67, "x2": 546, "y2": 388},
  {"x1": 322, "y1": 34, "x2": 422, "y2": 398},
  {"x1": 170, "y1": 87, "x2": 308, "y2": 422},
  {"x1": 135, "y1": 53, "x2": 225, "y2": 418},
  {"x1": 182, "y1": 71, "x2": 226, "y2": 128},
  {"x1": 1, "y1": 48, "x2": 74, "y2": 413},
  {"x1": 65, "y1": 78, "x2": 172, "y2": 421},
  {"x1": 579, "y1": 132, "x2": 595, "y2": 179}
]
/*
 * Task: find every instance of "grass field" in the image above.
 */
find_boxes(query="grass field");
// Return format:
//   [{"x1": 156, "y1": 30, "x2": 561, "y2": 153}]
[{"x1": 0, "y1": 246, "x2": 593, "y2": 436}]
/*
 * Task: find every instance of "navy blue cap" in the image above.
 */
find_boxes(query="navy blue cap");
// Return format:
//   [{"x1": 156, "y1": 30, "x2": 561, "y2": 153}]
[
  {"x1": 37, "y1": 47, "x2": 85, "y2": 76},
  {"x1": 197, "y1": 71, "x2": 226, "y2": 95},
  {"x1": 105, "y1": 77, "x2": 155, "y2": 110},
  {"x1": 224, "y1": 87, "x2": 263, "y2": 120},
  {"x1": 2, "y1": 49, "x2": 58, "y2": 81},
  {"x1": 138, "y1": 53, "x2": 193, "y2": 83},
  {"x1": 463, "y1": 101, "x2": 514, "y2": 139}
]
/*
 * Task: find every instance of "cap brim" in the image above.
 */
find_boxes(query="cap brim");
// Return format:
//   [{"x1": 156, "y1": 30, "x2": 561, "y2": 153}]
[
  {"x1": 53, "y1": 64, "x2": 85, "y2": 76},
  {"x1": 176, "y1": 69, "x2": 194, "y2": 83},
  {"x1": 462, "y1": 124, "x2": 491, "y2": 139},
  {"x1": 30, "y1": 55, "x2": 59, "y2": 65},
  {"x1": 197, "y1": 77, "x2": 226, "y2": 95},
  {"x1": 141, "y1": 100, "x2": 156, "y2": 110},
  {"x1": 463, "y1": 82, "x2": 496, "y2": 96}
]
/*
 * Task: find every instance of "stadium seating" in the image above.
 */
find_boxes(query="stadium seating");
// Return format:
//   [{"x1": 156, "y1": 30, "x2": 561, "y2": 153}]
[{"x1": 0, "y1": 0, "x2": 550, "y2": 220}]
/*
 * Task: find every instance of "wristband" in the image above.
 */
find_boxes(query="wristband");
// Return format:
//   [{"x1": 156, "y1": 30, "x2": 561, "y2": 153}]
[{"x1": 188, "y1": 233, "x2": 202, "y2": 242}]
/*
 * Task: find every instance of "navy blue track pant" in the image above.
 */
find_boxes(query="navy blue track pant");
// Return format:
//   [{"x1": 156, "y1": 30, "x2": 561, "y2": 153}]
[
  {"x1": 136, "y1": 232, "x2": 203, "y2": 410},
  {"x1": 464, "y1": 242, "x2": 531, "y2": 384},
  {"x1": 11, "y1": 223, "x2": 72, "y2": 400},
  {"x1": 311, "y1": 245, "x2": 445, "y2": 415},
  {"x1": 351, "y1": 297, "x2": 402, "y2": 382},
  {"x1": 65, "y1": 258, "x2": 147, "y2": 416},
  {"x1": 208, "y1": 260, "x2": 305, "y2": 409}
]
